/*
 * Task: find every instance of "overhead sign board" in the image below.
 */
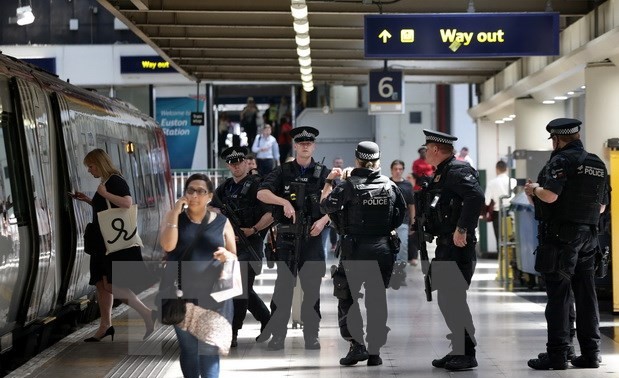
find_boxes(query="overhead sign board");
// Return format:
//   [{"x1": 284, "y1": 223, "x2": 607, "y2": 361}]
[
  {"x1": 364, "y1": 13, "x2": 559, "y2": 58},
  {"x1": 120, "y1": 55, "x2": 177, "y2": 74},
  {"x1": 368, "y1": 70, "x2": 404, "y2": 114}
]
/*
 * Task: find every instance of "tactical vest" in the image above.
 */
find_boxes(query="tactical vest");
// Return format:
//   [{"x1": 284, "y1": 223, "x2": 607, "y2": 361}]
[
  {"x1": 279, "y1": 161, "x2": 325, "y2": 221},
  {"x1": 218, "y1": 175, "x2": 262, "y2": 227},
  {"x1": 424, "y1": 160, "x2": 467, "y2": 236},
  {"x1": 536, "y1": 150, "x2": 606, "y2": 225},
  {"x1": 342, "y1": 174, "x2": 394, "y2": 236}
]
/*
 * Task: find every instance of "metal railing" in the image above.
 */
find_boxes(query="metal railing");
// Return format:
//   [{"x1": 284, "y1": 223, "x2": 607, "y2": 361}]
[{"x1": 171, "y1": 169, "x2": 230, "y2": 199}]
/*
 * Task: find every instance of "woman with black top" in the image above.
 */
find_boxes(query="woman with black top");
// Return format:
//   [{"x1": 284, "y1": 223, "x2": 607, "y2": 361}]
[
  {"x1": 71, "y1": 148, "x2": 154, "y2": 342},
  {"x1": 160, "y1": 173, "x2": 237, "y2": 378}
]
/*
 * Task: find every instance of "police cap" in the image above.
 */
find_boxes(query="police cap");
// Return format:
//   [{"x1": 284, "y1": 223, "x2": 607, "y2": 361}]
[
  {"x1": 220, "y1": 146, "x2": 248, "y2": 164},
  {"x1": 355, "y1": 141, "x2": 380, "y2": 160},
  {"x1": 289, "y1": 126, "x2": 319, "y2": 143},
  {"x1": 423, "y1": 129, "x2": 458, "y2": 146},
  {"x1": 546, "y1": 118, "x2": 581, "y2": 139}
]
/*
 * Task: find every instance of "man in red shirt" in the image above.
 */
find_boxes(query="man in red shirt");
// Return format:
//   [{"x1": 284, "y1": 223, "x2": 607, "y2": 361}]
[{"x1": 412, "y1": 146, "x2": 435, "y2": 190}]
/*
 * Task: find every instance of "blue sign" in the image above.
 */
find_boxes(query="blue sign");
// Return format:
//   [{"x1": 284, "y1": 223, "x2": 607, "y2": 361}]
[
  {"x1": 121, "y1": 55, "x2": 177, "y2": 74},
  {"x1": 368, "y1": 70, "x2": 404, "y2": 114},
  {"x1": 364, "y1": 13, "x2": 559, "y2": 58},
  {"x1": 22, "y1": 58, "x2": 56, "y2": 74},
  {"x1": 156, "y1": 97, "x2": 203, "y2": 169}
]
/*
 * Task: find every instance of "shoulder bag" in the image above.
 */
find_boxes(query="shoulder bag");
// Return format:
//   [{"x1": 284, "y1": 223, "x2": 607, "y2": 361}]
[{"x1": 98, "y1": 198, "x2": 143, "y2": 254}]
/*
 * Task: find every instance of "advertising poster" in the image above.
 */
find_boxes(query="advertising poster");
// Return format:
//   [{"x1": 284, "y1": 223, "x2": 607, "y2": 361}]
[{"x1": 155, "y1": 97, "x2": 204, "y2": 169}]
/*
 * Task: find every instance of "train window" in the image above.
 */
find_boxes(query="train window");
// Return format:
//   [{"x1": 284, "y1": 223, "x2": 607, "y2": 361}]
[{"x1": 0, "y1": 112, "x2": 17, "y2": 233}]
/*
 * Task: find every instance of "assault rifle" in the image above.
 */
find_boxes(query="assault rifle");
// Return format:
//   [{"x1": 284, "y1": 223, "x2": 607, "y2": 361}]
[
  {"x1": 220, "y1": 202, "x2": 262, "y2": 262},
  {"x1": 277, "y1": 182, "x2": 310, "y2": 279},
  {"x1": 414, "y1": 183, "x2": 433, "y2": 302}
]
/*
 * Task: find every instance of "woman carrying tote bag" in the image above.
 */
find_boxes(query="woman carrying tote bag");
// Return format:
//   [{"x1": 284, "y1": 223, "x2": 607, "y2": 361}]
[
  {"x1": 71, "y1": 148, "x2": 154, "y2": 342},
  {"x1": 159, "y1": 173, "x2": 237, "y2": 378}
]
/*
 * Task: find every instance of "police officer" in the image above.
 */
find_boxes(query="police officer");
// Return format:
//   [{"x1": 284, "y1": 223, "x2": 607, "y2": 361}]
[
  {"x1": 418, "y1": 129, "x2": 484, "y2": 371},
  {"x1": 210, "y1": 147, "x2": 273, "y2": 347},
  {"x1": 525, "y1": 118, "x2": 608, "y2": 370},
  {"x1": 257, "y1": 126, "x2": 330, "y2": 351},
  {"x1": 320, "y1": 141, "x2": 406, "y2": 366}
]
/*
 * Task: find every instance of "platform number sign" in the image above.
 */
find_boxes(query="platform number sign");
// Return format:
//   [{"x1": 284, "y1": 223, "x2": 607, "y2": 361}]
[{"x1": 369, "y1": 70, "x2": 404, "y2": 114}]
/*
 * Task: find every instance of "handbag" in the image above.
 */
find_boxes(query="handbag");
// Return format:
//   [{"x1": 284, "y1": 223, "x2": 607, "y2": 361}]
[
  {"x1": 97, "y1": 198, "x2": 143, "y2": 254},
  {"x1": 83, "y1": 222, "x2": 103, "y2": 255},
  {"x1": 210, "y1": 258, "x2": 242, "y2": 303},
  {"x1": 160, "y1": 215, "x2": 210, "y2": 325}
]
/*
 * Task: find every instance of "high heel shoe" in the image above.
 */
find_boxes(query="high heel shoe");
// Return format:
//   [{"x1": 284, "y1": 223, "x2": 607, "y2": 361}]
[{"x1": 84, "y1": 326, "x2": 115, "y2": 342}]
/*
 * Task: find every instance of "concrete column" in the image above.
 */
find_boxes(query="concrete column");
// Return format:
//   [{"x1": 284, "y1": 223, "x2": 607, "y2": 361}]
[{"x1": 584, "y1": 62, "x2": 619, "y2": 167}]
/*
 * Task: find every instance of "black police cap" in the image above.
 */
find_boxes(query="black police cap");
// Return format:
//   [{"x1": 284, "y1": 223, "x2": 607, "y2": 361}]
[
  {"x1": 423, "y1": 129, "x2": 458, "y2": 146},
  {"x1": 289, "y1": 126, "x2": 319, "y2": 143},
  {"x1": 546, "y1": 118, "x2": 581, "y2": 139},
  {"x1": 355, "y1": 141, "x2": 380, "y2": 160},
  {"x1": 220, "y1": 146, "x2": 248, "y2": 164}
]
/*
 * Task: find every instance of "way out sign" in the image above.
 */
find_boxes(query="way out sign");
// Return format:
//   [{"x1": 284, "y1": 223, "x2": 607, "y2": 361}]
[{"x1": 369, "y1": 70, "x2": 404, "y2": 114}]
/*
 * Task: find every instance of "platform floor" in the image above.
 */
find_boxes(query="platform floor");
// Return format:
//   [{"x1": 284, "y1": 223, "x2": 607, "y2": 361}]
[{"x1": 7, "y1": 255, "x2": 619, "y2": 378}]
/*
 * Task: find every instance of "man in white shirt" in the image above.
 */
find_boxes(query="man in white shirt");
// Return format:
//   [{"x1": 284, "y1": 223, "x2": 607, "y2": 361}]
[
  {"x1": 252, "y1": 124, "x2": 280, "y2": 176},
  {"x1": 456, "y1": 147, "x2": 475, "y2": 168},
  {"x1": 484, "y1": 160, "x2": 517, "y2": 246}
]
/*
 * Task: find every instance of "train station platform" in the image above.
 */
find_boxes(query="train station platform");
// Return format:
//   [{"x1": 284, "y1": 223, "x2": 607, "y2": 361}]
[{"x1": 7, "y1": 254, "x2": 619, "y2": 378}]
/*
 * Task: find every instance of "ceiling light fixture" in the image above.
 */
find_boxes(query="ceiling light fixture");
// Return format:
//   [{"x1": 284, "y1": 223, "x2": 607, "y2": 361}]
[
  {"x1": 290, "y1": 3, "x2": 308, "y2": 20},
  {"x1": 554, "y1": 96, "x2": 568, "y2": 100},
  {"x1": 301, "y1": 74, "x2": 313, "y2": 82},
  {"x1": 298, "y1": 56, "x2": 311, "y2": 66},
  {"x1": 295, "y1": 33, "x2": 311, "y2": 47},
  {"x1": 293, "y1": 19, "x2": 309, "y2": 34},
  {"x1": 297, "y1": 46, "x2": 311, "y2": 58},
  {"x1": 494, "y1": 120, "x2": 505, "y2": 124},
  {"x1": 542, "y1": 100, "x2": 556, "y2": 104},
  {"x1": 16, "y1": 4, "x2": 35, "y2": 26},
  {"x1": 299, "y1": 66, "x2": 312, "y2": 75}
]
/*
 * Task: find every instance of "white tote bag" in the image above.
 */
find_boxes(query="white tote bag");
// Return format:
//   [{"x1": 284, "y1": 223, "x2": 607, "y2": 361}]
[
  {"x1": 210, "y1": 259, "x2": 243, "y2": 302},
  {"x1": 97, "y1": 199, "x2": 143, "y2": 254}
]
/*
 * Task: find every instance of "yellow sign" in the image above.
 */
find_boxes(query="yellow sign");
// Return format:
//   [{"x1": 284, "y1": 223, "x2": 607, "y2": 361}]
[
  {"x1": 378, "y1": 29, "x2": 392, "y2": 43},
  {"x1": 439, "y1": 29, "x2": 505, "y2": 46},
  {"x1": 400, "y1": 29, "x2": 414, "y2": 43}
]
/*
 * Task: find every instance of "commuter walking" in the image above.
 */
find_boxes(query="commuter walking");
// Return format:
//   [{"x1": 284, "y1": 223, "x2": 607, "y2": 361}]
[
  {"x1": 484, "y1": 160, "x2": 516, "y2": 247},
  {"x1": 525, "y1": 118, "x2": 609, "y2": 370},
  {"x1": 389, "y1": 160, "x2": 415, "y2": 266},
  {"x1": 417, "y1": 130, "x2": 484, "y2": 371},
  {"x1": 257, "y1": 126, "x2": 330, "y2": 351},
  {"x1": 71, "y1": 148, "x2": 154, "y2": 342},
  {"x1": 159, "y1": 173, "x2": 237, "y2": 378},
  {"x1": 320, "y1": 141, "x2": 406, "y2": 366},
  {"x1": 211, "y1": 147, "x2": 273, "y2": 348},
  {"x1": 251, "y1": 124, "x2": 280, "y2": 176}
]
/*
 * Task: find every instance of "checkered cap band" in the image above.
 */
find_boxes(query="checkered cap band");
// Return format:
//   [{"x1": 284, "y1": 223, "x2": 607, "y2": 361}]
[
  {"x1": 356, "y1": 151, "x2": 380, "y2": 160},
  {"x1": 294, "y1": 129, "x2": 316, "y2": 140},
  {"x1": 550, "y1": 126, "x2": 579, "y2": 135},
  {"x1": 426, "y1": 135, "x2": 454, "y2": 144}
]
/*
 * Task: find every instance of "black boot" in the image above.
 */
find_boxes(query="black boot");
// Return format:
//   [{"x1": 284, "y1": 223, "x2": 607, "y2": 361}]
[
  {"x1": 432, "y1": 353, "x2": 454, "y2": 368},
  {"x1": 231, "y1": 330, "x2": 238, "y2": 348},
  {"x1": 367, "y1": 354, "x2": 383, "y2": 366},
  {"x1": 571, "y1": 353, "x2": 601, "y2": 368},
  {"x1": 528, "y1": 352, "x2": 568, "y2": 370},
  {"x1": 445, "y1": 355, "x2": 478, "y2": 371},
  {"x1": 267, "y1": 335, "x2": 285, "y2": 351},
  {"x1": 304, "y1": 335, "x2": 320, "y2": 350},
  {"x1": 339, "y1": 341, "x2": 369, "y2": 366},
  {"x1": 537, "y1": 345, "x2": 576, "y2": 361}
]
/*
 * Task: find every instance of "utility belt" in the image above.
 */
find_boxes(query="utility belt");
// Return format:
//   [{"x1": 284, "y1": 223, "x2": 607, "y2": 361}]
[
  {"x1": 541, "y1": 222, "x2": 595, "y2": 242},
  {"x1": 342, "y1": 231, "x2": 400, "y2": 252}
]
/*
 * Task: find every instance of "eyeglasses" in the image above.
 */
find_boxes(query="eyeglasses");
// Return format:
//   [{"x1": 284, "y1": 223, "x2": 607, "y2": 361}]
[{"x1": 186, "y1": 187, "x2": 208, "y2": 196}]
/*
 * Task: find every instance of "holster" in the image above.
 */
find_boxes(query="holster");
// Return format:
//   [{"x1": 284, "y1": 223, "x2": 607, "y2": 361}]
[
  {"x1": 388, "y1": 230, "x2": 401, "y2": 252},
  {"x1": 330, "y1": 264, "x2": 350, "y2": 300}
]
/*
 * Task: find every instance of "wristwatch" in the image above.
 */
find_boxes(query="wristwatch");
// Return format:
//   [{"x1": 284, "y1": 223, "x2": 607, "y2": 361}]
[
  {"x1": 456, "y1": 226, "x2": 467, "y2": 234},
  {"x1": 325, "y1": 178, "x2": 334, "y2": 185}
]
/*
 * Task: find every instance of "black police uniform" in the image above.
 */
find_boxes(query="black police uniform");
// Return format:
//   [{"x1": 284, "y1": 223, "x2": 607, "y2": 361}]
[
  {"x1": 257, "y1": 126, "x2": 328, "y2": 350},
  {"x1": 321, "y1": 141, "x2": 406, "y2": 366},
  {"x1": 419, "y1": 129, "x2": 484, "y2": 371},
  {"x1": 527, "y1": 118, "x2": 609, "y2": 370},
  {"x1": 211, "y1": 147, "x2": 271, "y2": 346}
]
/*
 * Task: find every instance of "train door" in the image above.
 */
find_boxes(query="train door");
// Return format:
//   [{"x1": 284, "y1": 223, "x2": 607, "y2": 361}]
[{"x1": 12, "y1": 78, "x2": 60, "y2": 324}]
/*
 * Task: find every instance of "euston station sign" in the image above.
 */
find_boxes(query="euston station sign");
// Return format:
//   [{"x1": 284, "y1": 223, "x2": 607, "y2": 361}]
[{"x1": 364, "y1": 13, "x2": 559, "y2": 58}]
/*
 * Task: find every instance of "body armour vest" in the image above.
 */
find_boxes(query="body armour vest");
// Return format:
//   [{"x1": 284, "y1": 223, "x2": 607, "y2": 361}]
[
  {"x1": 424, "y1": 160, "x2": 469, "y2": 236},
  {"x1": 217, "y1": 175, "x2": 263, "y2": 227},
  {"x1": 278, "y1": 161, "x2": 325, "y2": 222},
  {"x1": 342, "y1": 174, "x2": 394, "y2": 236},
  {"x1": 535, "y1": 149, "x2": 606, "y2": 225}
]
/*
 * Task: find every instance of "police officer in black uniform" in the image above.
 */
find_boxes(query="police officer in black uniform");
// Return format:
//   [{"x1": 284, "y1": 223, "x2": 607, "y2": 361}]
[
  {"x1": 257, "y1": 126, "x2": 330, "y2": 351},
  {"x1": 210, "y1": 147, "x2": 273, "y2": 347},
  {"x1": 418, "y1": 129, "x2": 484, "y2": 371},
  {"x1": 320, "y1": 141, "x2": 406, "y2": 367},
  {"x1": 525, "y1": 118, "x2": 608, "y2": 370}
]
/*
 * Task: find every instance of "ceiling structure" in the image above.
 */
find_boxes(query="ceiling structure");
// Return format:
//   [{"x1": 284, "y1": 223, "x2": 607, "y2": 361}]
[{"x1": 97, "y1": 0, "x2": 600, "y2": 86}]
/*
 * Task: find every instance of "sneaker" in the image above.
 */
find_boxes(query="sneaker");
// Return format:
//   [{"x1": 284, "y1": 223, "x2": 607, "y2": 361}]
[
  {"x1": 267, "y1": 335, "x2": 285, "y2": 351},
  {"x1": 571, "y1": 355, "x2": 601, "y2": 368},
  {"x1": 367, "y1": 354, "x2": 383, "y2": 366},
  {"x1": 445, "y1": 355, "x2": 478, "y2": 371},
  {"x1": 537, "y1": 345, "x2": 576, "y2": 361},
  {"x1": 527, "y1": 354, "x2": 568, "y2": 370},
  {"x1": 339, "y1": 342, "x2": 369, "y2": 366}
]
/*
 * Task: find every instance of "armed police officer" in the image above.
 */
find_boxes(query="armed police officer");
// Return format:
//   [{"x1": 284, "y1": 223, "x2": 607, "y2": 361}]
[
  {"x1": 418, "y1": 130, "x2": 484, "y2": 371},
  {"x1": 525, "y1": 118, "x2": 608, "y2": 370},
  {"x1": 320, "y1": 141, "x2": 406, "y2": 367},
  {"x1": 210, "y1": 147, "x2": 273, "y2": 348},
  {"x1": 257, "y1": 126, "x2": 329, "y2": 351}
]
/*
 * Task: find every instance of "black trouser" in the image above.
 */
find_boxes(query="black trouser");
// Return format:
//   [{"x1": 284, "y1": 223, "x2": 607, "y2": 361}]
[
  {"x1": 433, "y1": 236, "x2": 477, "y2": 356},
  {"x1": 232, "y1": 261, "x2": 270, "y2": 333},
  {"x1": 329, "y1": 226, "x2": 338, "y2": 247},
  {"x1": 542, "y1": 227, "x2": 600, "y2": 357},
  {"x1": 264, "y1": 234, "x2": 326, "y2": 339},
  {"x1": 408, "y1": 231, "x2": 419, "y2": 260},
  {"x1": 256, "y1": 158, "x2": 274, "y2": 176},
  {"x1": 337, "y1": 236, "x2": 394, "y2": 355},
  {"x1": 491, "y1": 210, "x2": 500, "y2": 246}
]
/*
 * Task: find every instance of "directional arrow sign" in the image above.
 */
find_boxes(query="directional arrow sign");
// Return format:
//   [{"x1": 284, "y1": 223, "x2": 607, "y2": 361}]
[{"x1": 378, "y1": 29, "x2": 392, "y2": 43}]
